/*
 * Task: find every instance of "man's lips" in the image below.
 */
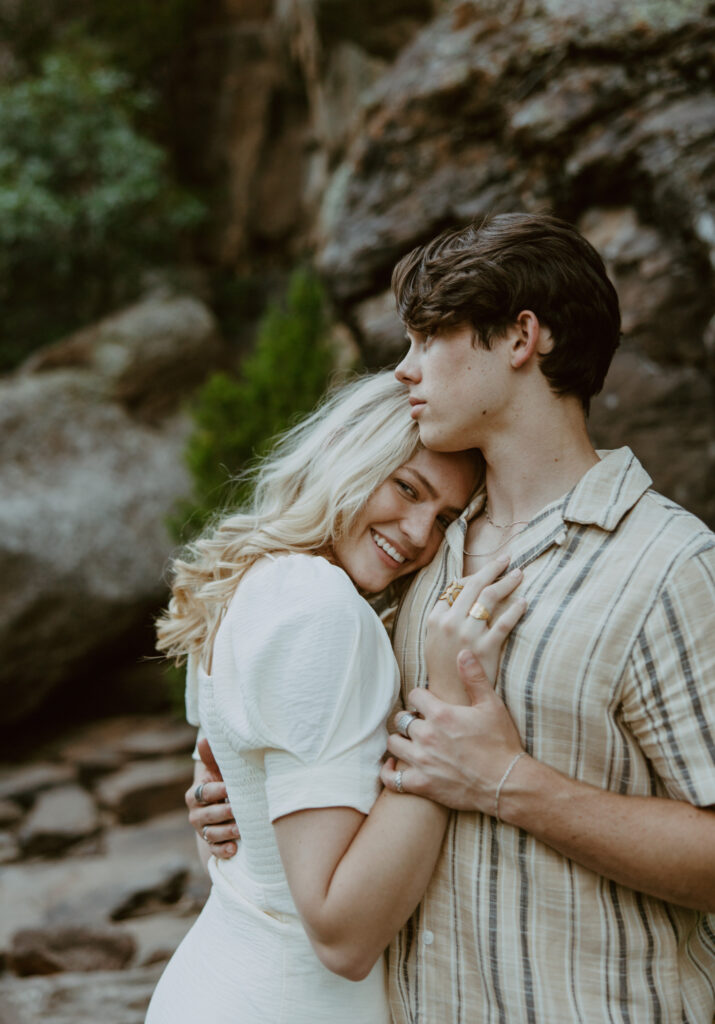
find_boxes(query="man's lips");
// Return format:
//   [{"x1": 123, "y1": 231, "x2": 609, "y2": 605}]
[{"x1": 409, "y1": 397, "x2": 426, "y2": 418}]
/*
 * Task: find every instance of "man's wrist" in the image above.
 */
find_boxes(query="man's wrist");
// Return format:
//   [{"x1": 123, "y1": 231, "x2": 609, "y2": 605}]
[{"x1": 494, "y1": 754, "x2": 561, "y2": 829}]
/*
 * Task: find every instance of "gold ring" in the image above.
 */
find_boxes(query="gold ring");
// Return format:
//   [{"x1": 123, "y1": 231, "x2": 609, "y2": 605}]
[
  {"x1": 438, "y1": 581, "x2": 464, "y2": 607},
  {"x1": 468, "y1": 601, "x2": 491, "y2": 624}
]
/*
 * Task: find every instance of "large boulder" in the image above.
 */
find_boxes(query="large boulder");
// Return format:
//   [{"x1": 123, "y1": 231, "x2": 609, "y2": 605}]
[
  {"x1": 0, "y1": 292, "x2": 223, "y2": 726},
  {"x1": 314, "y1": 0, "x2": 714, "y2": 526}
]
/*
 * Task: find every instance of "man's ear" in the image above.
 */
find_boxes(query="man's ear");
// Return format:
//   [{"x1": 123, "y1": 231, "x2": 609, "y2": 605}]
[{"x1": 509, "y1": 310, "x2": 552, "y2": 369}]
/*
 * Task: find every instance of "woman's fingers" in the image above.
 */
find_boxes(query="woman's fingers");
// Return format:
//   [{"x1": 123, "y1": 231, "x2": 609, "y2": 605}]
[
  {"x1": 201, "y1": 820, "x2": 241, "y2": 845},
  {"x1": 486, "y1": 596, "x2": 527, "y2": 641},
  {"x1": 187, "y1": 780, "x2": 227, "y2": 809}
]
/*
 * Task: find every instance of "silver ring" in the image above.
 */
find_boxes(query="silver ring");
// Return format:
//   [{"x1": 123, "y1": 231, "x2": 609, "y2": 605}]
[
  {"x1": 395, "y1": 769, "x2": 405, "y2": 794},
  {"x1": 194, "y1": 783, "x2": 207, "y2": 805},
  {"x1": 202, "y1": 825, "x2": 210, "y2": 842},
  {"x1": 396, "y1": 711, "x2": 420, "y2": 739}
]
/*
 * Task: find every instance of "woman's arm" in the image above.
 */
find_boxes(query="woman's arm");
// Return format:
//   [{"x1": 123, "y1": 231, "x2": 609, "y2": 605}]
[
  {"x1": 274, "y1": 788, "x2": 447, "y2": 981},
  {"x1": 274, "y1": 561, "x2": 525, "y2": 981}
]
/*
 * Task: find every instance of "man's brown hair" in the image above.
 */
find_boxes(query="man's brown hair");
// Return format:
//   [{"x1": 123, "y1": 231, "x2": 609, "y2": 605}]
[{"x1": 392, "y1": 213, "x2": 621, "y2": 412}]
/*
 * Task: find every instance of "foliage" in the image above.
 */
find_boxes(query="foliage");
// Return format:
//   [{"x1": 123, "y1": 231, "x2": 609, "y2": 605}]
[
  {"x1": 176, "y1": 269, "x2": 337, "y2": 536},
  {"x1": 0, "y1": 50, "x2": 205, "y2": 370}
]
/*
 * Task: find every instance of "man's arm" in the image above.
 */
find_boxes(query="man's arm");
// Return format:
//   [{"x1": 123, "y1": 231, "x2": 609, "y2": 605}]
[{"x1": 384, "y1": 651, "x2": 715, "y2": 913}]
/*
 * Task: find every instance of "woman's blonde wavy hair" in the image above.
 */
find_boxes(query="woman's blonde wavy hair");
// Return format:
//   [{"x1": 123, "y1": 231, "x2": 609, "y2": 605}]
[{"x1": 157, "y1": 371, "x2": 435, "y2": 669}]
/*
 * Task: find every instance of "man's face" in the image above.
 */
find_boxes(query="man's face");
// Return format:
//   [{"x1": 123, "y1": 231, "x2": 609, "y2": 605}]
[{"x1": 395, "y1": 323, "x2": 512, "y2": 452}]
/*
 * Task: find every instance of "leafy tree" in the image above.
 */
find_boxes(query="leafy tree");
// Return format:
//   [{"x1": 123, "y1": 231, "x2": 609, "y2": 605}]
[
  {"x1": 177, "y1": 269, "x2": 338, "y2": 535},
  {"x1": 0, "y1": 51, "x2": 204, "y2": 370}
]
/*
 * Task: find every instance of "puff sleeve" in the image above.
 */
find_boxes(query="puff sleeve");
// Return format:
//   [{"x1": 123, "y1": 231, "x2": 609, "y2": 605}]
[{"x1": 210, "y1": 555, "x2": 400, "y2": 821}]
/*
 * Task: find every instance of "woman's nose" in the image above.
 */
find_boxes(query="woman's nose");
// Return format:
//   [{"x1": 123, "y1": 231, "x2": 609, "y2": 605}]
[{"x1": 401, "y1": 508, "x2": 434, "y2": 550}]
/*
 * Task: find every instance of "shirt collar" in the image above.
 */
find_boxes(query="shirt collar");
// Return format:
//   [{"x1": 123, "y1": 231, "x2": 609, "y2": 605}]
[
  {"x1": 562, "y1": 447, "x2": 652, "y2": 532},
  {"x1": 446, "y1": 446, "x2": 651, "y2": 553}
]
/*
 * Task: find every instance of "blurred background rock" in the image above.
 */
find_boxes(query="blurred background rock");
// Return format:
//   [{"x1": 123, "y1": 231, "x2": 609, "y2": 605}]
[{"x1": 0, "y1": 1, "x2": 712, "y2": 1019}]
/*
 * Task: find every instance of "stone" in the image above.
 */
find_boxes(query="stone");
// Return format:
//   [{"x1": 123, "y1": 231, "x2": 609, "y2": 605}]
[
  {"x1": 95, "y1": 757, "x2": 195, "y2": 825},
  {"x1": 0, "y1": 798, "x2": 24, "y2": 827},
  {"x1": 8, "y1": 925, "x2": 136, "y2": 976},
  {"x1": 18, "y1": 785, "x2": 101, "y2": 857},
  {"x1": 0, "y1": 831, "x2": 20, "y2": 865},
  {"x1": 0, "y1": 289, "x2": 224, "y2": 726},
  {"x1": 0, "y1": 965, "x2": 163, "y2": 1024},
  {"x1": 123, "y1": 910, "x2": 199, "y2": 967},
  {"x1": 0, "y1": 811, "x2": 203, "y2": 958},
  {"x1": 0, "y1": 764, "x2": 76, "y2": 807},
  {"x1": 58, "y1": 716, "x2": 197, "y2": 777},
  {"x1": 351, "y1": 290, "x2": 405, "y2": 367},
  {"x1": 24, "y1": 292, "x2": 222, "y2": 422},
  {"x1": 313, "y1": 0, "x2": 714, "y2": 527}
]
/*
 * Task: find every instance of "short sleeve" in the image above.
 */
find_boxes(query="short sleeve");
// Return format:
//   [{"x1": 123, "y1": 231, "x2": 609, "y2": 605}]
[
  {"x1": 622, "y1": 546, "x2": 715, "y2": 806},
  {"x1": 211, "y1": 556, "x2": 400, "y2": 821}
]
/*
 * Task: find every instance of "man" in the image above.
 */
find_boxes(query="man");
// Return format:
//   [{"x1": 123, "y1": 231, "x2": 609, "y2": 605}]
[{"x1": 188, "y1": 214, "x2": 715, "y2": 1022}]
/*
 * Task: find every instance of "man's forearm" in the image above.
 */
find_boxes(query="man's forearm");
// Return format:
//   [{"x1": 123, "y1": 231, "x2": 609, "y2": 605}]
[{"x1": 501, "y1": 756, "x2": 715, "y2": 912}]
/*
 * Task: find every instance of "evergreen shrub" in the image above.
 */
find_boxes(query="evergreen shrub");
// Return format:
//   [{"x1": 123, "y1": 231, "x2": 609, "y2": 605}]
[
  {"x1": 0, "y1": 50, "x2": 205, "y2": 370},
  {"x1": 176, "y1": 268, "x2": 338, "y2": 537}
]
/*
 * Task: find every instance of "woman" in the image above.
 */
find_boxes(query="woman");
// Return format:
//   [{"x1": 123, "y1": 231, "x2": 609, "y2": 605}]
[{"x1": 147, "y1": 373, "x2": 523, "y2": 1024}]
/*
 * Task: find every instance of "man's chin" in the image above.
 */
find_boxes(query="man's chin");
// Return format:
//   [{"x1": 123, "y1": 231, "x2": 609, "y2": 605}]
[{"x1": 417, "y1": 425, "x2": 460, "y2": 453}]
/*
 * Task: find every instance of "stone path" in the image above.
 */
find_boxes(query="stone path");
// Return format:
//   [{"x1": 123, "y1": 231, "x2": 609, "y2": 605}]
[{"x1": 0, "y1": 715, "x2": 209, "y2": 1023}]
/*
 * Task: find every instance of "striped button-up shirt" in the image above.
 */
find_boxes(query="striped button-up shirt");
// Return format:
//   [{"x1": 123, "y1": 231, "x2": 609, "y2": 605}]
[{"x1": 389, "y1": 447, "x2": 715, "y2": 1024}]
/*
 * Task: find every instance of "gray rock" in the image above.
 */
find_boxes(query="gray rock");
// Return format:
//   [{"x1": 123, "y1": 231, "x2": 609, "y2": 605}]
[
  {"x1": 95, "y1": 757, "x2": 195, "y2": 825},
  {"x1": 314, "y1": 0, "x2": 714, "y2": 526},
  {"x1": 0, "y1": 764, "x2": 76, "y2": 807},
  {"x1": 18, "y1": 785, "x2": 101, "y2": 857},
  {"x1": 58, "y1": 716, "x2": 197, "y2": 781},
  {"x1": 123, "y1": 910, "x2": 199, "y2": 967},
  {"x1": 351, "y1": 290, "x2": 405, "y2": 367},
  {"x1": 0, "y1": 964, "x2": 163, "y2": 1024},
  {"x1": 0, "y1": 799, "x2": 24, "y2": 827},
  {"x1": 0, "y1": 811, "x2": 203, "y2": 958},
  {"x1": 0, "y1": 831, "x2": 20, "y2": 865},
  {"x1": 0, "y1": 291, "x2": 223, "y2": 726},
  {"x1": 9, "y1": 925, "x2": 136, "y2": 976}
]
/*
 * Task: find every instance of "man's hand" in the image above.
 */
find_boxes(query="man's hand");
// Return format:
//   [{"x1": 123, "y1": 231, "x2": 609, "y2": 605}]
[
  {"x1": 186, "y1": 738, "x2": 240, "y2": 860},
  {"x1": 382, "y1": 650, "x2": 528, "y2": 814}
]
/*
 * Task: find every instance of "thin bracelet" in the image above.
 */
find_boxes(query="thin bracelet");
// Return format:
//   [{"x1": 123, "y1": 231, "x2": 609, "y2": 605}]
[{"x1": 494, "y1": 752, "x2": 526, "y2": 822}]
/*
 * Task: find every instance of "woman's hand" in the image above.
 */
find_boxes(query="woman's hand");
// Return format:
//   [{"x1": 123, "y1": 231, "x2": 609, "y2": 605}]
[
  {"x1": 186, "y1": 738, "x2": 240, "y2": 861},
  {"x1": 425, "y1": 555, "x2": 525, "y2": 704}
]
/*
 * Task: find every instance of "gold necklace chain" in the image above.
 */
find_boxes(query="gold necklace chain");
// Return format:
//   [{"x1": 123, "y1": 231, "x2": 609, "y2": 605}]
[
  {"x1": 463, "y1": 502, "x2": 529, "y2": 558},
  {"x1": 484, "y1": 502, "x2": 530, "y2": 530}
]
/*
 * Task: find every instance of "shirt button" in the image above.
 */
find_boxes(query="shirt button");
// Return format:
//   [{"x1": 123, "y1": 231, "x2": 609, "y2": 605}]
[{"x1": 422, "y1": 930, "x2": 434, "y2": 946}]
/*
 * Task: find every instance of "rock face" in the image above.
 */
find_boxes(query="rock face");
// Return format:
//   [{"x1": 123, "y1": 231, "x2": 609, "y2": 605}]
[
  {"x1": 0, "y1": 714, "x2": 208, "y2": 1023},
  {"x1": 308, "y1": 0, "x2": 714, "y2": 525},
  {"x1": 0, "y1": 292, "x2": 223, "y2": 725}
]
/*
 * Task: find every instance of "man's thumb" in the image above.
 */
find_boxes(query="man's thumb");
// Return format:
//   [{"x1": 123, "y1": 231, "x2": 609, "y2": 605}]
[
  {"x1": 197, "y1": 737, "x2": 221, "y2": 778},
  {"x1": 457, "y1": 649, "x2": 491, "y2": 704}
]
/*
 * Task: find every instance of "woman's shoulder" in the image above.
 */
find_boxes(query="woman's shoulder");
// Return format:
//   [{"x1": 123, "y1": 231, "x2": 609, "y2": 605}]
[{"x1": 229, "y1": 553, "x2": 366, "y2": 624}]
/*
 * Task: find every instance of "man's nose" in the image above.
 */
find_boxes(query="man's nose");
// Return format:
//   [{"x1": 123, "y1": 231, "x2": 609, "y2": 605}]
[{"x1": 395, "y1": 346, "x2": 420, "y2": 384}]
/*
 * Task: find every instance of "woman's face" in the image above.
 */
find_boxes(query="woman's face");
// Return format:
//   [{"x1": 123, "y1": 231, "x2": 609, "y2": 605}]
[{"x1": 333, "y1": 448, "x2": 479, "y2": 594}]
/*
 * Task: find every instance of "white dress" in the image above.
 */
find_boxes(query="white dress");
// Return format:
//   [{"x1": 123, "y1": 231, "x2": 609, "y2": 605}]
[{"x1": 146, "y1": 555, "x2": 399, "y2": 1024}]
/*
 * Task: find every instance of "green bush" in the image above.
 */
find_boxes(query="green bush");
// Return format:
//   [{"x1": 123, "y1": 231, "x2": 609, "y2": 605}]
[
  {"x1": 176, "y1": 269, "x2": 338, "y2": 536},
  {"x1": 0, "y1": 50, "x2": 205, "y2": 370}
]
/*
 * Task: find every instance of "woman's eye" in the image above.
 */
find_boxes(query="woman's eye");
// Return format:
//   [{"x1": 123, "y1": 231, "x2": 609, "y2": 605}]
[
  {"x1": 437, "y1": 515, "x2": 454, "y2": 532},
  {"x1": 396, "y1": 479, "x2": 417, "y2": 499}
]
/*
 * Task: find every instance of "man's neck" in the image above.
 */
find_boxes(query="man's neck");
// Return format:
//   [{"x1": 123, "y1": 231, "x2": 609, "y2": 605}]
[{"x1": 479, "y1": 401, "x2": 598, "y2": 525}]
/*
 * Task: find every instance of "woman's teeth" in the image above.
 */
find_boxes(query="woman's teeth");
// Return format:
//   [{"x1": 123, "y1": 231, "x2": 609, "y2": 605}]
[{"x1": 371, "y1": 530, "x2": 406, "y2": 564}]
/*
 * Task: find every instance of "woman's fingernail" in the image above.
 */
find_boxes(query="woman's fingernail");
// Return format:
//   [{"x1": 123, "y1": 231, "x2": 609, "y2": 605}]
[
  {"x1": 458, "y1": 650, "x2": 477, "y2": 666},
  {"x1": 510, "y1": 567, "x2": 522, "y2": 577}
]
